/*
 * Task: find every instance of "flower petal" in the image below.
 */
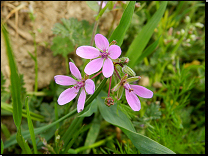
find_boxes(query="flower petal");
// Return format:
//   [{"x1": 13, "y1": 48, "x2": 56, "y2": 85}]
[
  {"x1": 102, "y1": 58, "x2": 114, "y2": 78},
  {"x1": 77, "y1": 88, "x2": 86, "y2": 113},
  {"x1": 54, "y1": 75, "x2": 77, "y2": 86},
  {"x1": 76, "y1": 46, "x2": 100, "y2": 59},
  {"x1": 125, "y1": 89, "x2": 141, "y2": 111},
  {"x1": 85, "y1": 79, "x2": 95, "y2": 94},
  {"x1": 69, "y1": 62, "x2": 82, "y2": 80},
  {"x1": 108, "y1": 45, "x2": 121, "y2": 59},
  {"x1": 130, "y1": 85, "x2": 153, "y2": 98},
  {"x1": 57, "y1": 87, "x2": 79, "y2": 105},
  {"x1": 95, "y1": 34, "x2": 109, "y2": 51},
  {"x1": 84, "y1": 58, "x2": 103, "y2": 75}
]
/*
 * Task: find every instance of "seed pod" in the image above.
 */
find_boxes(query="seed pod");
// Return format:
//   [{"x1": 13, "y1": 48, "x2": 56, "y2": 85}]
[{"x1": 122, "y1": 65, "x2": 136, "y2": 77}]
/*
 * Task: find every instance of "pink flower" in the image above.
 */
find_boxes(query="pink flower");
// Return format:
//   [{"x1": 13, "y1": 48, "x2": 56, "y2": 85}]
[
  {"x1": 112, "y1": 75, "x2": 153, "y2": 111},
  {"x1": 54, "y1": 62, "x2": 95, "y2": 113},
  {"x1": 97, "y1": 1, "x2": 108, "y2": 9},
  {"x1": 76, "y1": 34, "x2": 121, "y2": 78}
]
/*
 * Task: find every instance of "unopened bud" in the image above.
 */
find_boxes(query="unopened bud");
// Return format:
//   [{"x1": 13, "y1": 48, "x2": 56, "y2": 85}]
[
  {"x1": 180, "y1": 29, "x2": 185, "y2": 35},
  {"x1": 135, "y1": 3, "x2": 140, "y2": 8},
  {"x1": 190, "y1": 34, "x2": 196, "y2": 41},
  {"x1": 110, "y1": 40, "x2": 117, "y2": 46},
  {"x1": 194, "y1": 22, "x2": 204, "y2": 28},
  {"x1": 126, "y1": 76, "x2": 141, "y2": 83},
  {"x1": 184, "y1": 16, "x2": 190, "y2": 23},
  {"x1": 119, "y1": 57, "x2": 129, "y2": 65},
  {"x1": 105, "y1": 97, "x2": 114, "y2": 107},
  {"x1": 122, "y1": 65, "x2": 136, "y2": 77}
]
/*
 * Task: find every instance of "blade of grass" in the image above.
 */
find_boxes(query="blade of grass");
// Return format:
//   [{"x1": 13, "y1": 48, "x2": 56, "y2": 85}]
[
  {"x1": 136, "y1": 36, "x2": 160, "y2": 65},
  {"x1": 1, "y1": 102, "x2": 45, "y2": 121},
  {"x1": 108, "y1": 1, "x2": 136, "y2": 46},
  {"x1": 83, "y1": 112, "x2": 102, "y2": 154},
  {"x1": 1, "y1": 139, "x2": 4, "y2": 154},
  {"x1": 2, "y1": 24, "x2": 22, "y2": 128},
  {"x1": 125, "y1": 1, "x2": 167, "y2": 67},
  {"x1": 16, "y1": 127, "x2": 32, "y2": 154},
  {"x1": 25, "y1": 97, "x2": 38, "y2": 154}
]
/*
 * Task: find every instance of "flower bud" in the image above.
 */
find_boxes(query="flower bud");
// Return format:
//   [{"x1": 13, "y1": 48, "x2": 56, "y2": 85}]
[
  {"x1": 126, "y1": 76, "x2": 141, "y2": 83},
  {"x1": 119, "y1": 57, "x2": 129, "y2": 65},
  {"x1": 185, "y1": 16, "x2": 190, "y2": 23},
  {"x1": 122, "y1": 65, "x2": 136, "y2": 77},
  {"x1": 190, "y1": 34, "x2": 196, "y2": 41},
  {"x1": 194, "y1": 22, "x2": 204, "y2": 28},
  {"x1": 180, "y1": 29, "x2": 185, "y2": 35},
  {"x1": 109, "y1": 40, "x2": 117, "y2": 46},
  {"x1": 105, "y1": 97, "x2": 114, "y2": 107}
]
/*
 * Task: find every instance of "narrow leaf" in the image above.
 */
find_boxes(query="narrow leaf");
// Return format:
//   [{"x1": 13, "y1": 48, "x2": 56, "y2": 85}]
[
  {"x1": 126, "y1": 1, "x2": 167, "y2": 67},
  {"x1": 1, "y1": 139, "x2": 4, "y2": 154},
  {"x1": 136, "y1": 36, "x2": 160, "y2": 64},
  {"x1": 78, "y1": 99, "x2": 97, "y2": 117},
  {"x1": 25, "y1": 97, "x2": 38, "y2": 154},
  {"x1": 109, "y1": 1, "x2": 136, "y2": 46},
  {"x1": 2, "y1": 24, "x2": 22, "y2": 128},
  {"x1": 16, "y1": 127, "x2": 32, "y2": 154},
  {"x1": 83, "y1": 113, "x2": 102, "y2": 154}
]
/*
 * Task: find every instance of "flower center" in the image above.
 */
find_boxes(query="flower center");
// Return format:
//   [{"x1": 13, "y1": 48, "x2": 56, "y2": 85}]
[
  {"x1": 74, "y1": 80, "x2": 85, "y2": 89},
  {"x1": 100, "y1": 51, "x2": 108, "y2": 59}
]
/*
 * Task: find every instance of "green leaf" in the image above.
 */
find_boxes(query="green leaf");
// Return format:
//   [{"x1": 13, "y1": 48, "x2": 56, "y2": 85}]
[
  {"x1": 27, "y1": 51, "x2": 36, "y2": 61},
  {"x1": 136, "y1": 36, "x2": 160, "y2": 64},
  {"x1": 52, "y1": 18, "x2": 93, "y2": 46},
  {"x1": 16, "y1": 127, "x2": 32, "y2": 154},
  {"x1": 97, "y1": 91, "x2": 175, "y2": 154},
  {"x1": 1, "y1": 102, "x2": 45, "y2": 122},
  {"x1": 51, "y1": 36, "x2": 74, "y2": 57},
  {"x1": 126, "y1": 1, "x2": 167, "y2": 67},
  {"x1": 83, "y1": 113, "x2": 102, "y2": 154},
  {"x1": 2, "y1": 24, "x2": 22, "y2": 128},
  {"x1": 25, "y1": 97, "x2": 38, "y2": 154},
  {"x1": 1, "y1": 71, "x2": 6, "y2": 92},
  {"x1": 109, "y1": 1, "x2": 136, "y2": 46},
  {"x1": 1, "y1": 139, "x2": 4, "y2": 154}
]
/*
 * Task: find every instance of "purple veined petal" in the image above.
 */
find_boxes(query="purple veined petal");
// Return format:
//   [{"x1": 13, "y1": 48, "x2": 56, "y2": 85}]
[
  {"x1": 125, "y1": 89, "x2": 141, "y2": 111},
  {"x1": 130, "y1": 85, "x2": 153, "y2": 98},
  {"x1": 69, "y1": 62, "x2": 82, "y2": 80},
  {"x1": 85, "y1": 79, "x2": 95, "y2": 94},
  {"x1": 108, "y1": 45, "x2": 121, "y2": 59},
  {"x1": 77, "y1": 88, "x2": 86, "y2": 113},
  {"x1": 76, "y1": 46, "x2": 100, "y2": 59},
  {"x1": 102, "y1": 58, "x2": 114, "y2": 78},
  {"x1": 57, "y1": 87, "x2": 79, "y2": 105},
  {"x1": 95, "y1": 34, "x2": 109, "y2": 51},
  {"x1": 84, "y1": 58, "x2": 104, "y2": 75},
  {"x1": 54, "y1": 75, "x2": 77, "y2": 86}
]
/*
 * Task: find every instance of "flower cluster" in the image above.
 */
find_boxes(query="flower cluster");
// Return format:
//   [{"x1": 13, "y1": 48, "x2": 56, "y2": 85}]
[{"x1": 54, "y1": 34, "x2": 153, "y2": 113}]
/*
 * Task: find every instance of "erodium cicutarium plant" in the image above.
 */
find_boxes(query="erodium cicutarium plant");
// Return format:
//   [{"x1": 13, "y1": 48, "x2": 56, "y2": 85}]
[{"x1": 54, "y1": 34, "x2": 153, "y2": 113}]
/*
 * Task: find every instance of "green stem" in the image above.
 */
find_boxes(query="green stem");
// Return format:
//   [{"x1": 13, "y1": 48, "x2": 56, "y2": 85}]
[
  {"x1": 90, "y1": 1, "x2": 103, "y2": 46},
  {"x1": 65, "y1": 56, "x2": 69, "y2": 75},
  {"x1": 75, "y1": 134, "x2": 115, "y2": 153},
  {"x1": 33, "y1": 32, "x2": 38, "y2": 92}
]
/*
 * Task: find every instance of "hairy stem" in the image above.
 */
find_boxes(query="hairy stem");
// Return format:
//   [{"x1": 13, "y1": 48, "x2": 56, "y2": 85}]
[
  {"x1": 90, "y1": 70, "x2": 102, "y2": 80},
  {"x1": 90, "y1": 1, "x2": 103, "y2": 46},
  {"x1": 108, "y1": 76, "x2": 112, "y2": 97}
]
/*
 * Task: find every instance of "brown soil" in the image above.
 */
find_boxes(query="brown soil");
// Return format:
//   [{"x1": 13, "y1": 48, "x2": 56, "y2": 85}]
[{"x1": 1, "y1": 1, "x2": 121, "y2": 91}]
